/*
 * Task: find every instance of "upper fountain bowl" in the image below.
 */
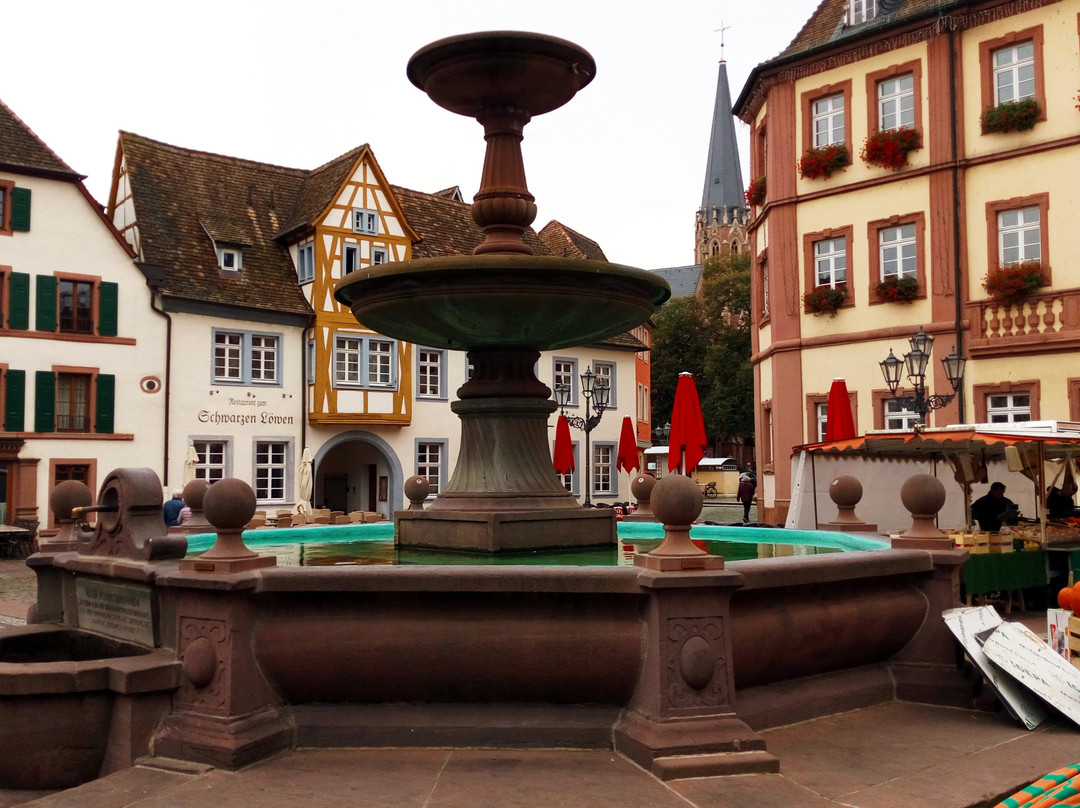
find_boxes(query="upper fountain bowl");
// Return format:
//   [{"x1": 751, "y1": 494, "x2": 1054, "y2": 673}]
[{"x1": 407, "y1": 31, "x2": 596, "y2": 119}]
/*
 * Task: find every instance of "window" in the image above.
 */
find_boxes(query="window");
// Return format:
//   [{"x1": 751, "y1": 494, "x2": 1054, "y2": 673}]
[
  {"x1": 193, "y1": 440, "x2": 228, "y2": 482},
  {"x1": 217, "y1": 245, "x2": 242, "y2": 273},
  {"x1": 556, "y1": 443, "x2": 579, "y2": 495},
  {"x1": 884, "y1": 398, "x2": 921, "y2": 430},
  {"x1": 553, "y1": 358, "x2": 577, "y2": 405},
  {"x1": 0, "y1": 182, "x2": 7, "y2": 234},
  {"x1": 416, "y1": 441, "x2": 447, "y2": 495},
  {"x1": 372, "y1": 247, "x2": 388, "y2": 265},
  {"x1": 56, "y1": 373, "x2": 91, "y2": 431},
  {"x1": 814, "y1": 237, "x2": 847, "y2": 289},
  {"x1": 417, "y1": 348, "x2": 445, "y2": 399},
  {"x1": 993, "y1": 41, "x2": 1036, "y2": 105},
  {"x1": 297, "y1": 243, "x2": 314, "y2": 283},
  {"x1": 637, "y1": 383, "x2": 651, "y2": 425},
  {"x1": 54, "y1": 463, "x2": 90, "y2": 484},
  {"x1": 212, "y1": 330, "x2": 281, "y2": 386},
  {"x1": 878, "y1": 74, "x2": 914, "y2": 131},
  {"x1": 58, "y1": 279, "x2": 94, "y2": 333},
  {"x1": 812, "y1": 94, "x2": 845, "y2": 148},
  {"x1": 254, "y1": 441, "x2": 288, "y2": 501},
  {"x1": 879, "y1": 224, "x2": 917, "y2": 280},
  {"x1": 594, "y1": 361, "x2": 616, "y2": 407},
  {"x1": 761, "y1": 257, "x2": 770, "y2": 320},
  {"x1": 352, "y1": 208, "x2": 379, "y2": 235},
  {"x1": 0, "y1": 180, "x2": 30, "y2": 236},
  {"x1": 33, "y1": 275, "x2": 117, "y2": 337},
  {"x1": 343, "y1": 244, "x2": 360, "y2": 275},
  {"x1": 592, "y1": 443, "x2": 616, "y2": 497},
  {"x1": 849, "y1": 0, "x2": 876, "y2": 24},
  {"x1": 306, "y1": 339, "x2": 315, "y2": 385},
  {"x1": 815, "y1": 402, "x2": 829, "y2": 443},
  {"x1": 986, "y1": 393, "x2": 1030, "y2": 423},
  {"x1": 334, "y1": 334, "x2": 397, "y2": 389},
  {"x1": 998, "y1": 206, "x2": 1040, "y2": 266}
]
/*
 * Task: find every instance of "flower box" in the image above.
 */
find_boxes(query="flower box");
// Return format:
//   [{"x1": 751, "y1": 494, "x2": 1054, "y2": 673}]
[
  {"x1": 875, "y1": 276, "x2": 920, "y2": 303},
  {"x1": 745, "y1": 176, "x2": 767, "y2": 206},
  {"x1": 803, "y1": 284, "x2": 848, "y2": 317},
  {"x1": 981, "y1": 98, "x2": 1040, "y2": 134},
  {"x1": 798, "y1": 143, "x2": 850, "y2": 180},
  {"x1": 983, "y1": 261, "x2": 1046, "y2": 305},
  {"x1": 861, "y1": 128, "x2": 921, "y2": 170}
]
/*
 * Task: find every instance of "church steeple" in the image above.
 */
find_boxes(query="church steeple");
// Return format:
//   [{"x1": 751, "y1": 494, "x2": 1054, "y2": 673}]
[{"x1": 695, "y1": 56, "x2": 749, "y2": 265}]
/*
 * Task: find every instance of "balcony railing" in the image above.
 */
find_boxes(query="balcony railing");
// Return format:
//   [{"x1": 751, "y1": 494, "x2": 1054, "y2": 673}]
[{"x1": 967, "y1": 289, "x2": 1080, "y2": 356}]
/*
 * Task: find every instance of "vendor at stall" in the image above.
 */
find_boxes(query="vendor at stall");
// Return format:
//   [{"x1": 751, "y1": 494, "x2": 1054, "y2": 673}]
[{"x1": 972, "y1": 482, "x2": 1019, "y2": 532}]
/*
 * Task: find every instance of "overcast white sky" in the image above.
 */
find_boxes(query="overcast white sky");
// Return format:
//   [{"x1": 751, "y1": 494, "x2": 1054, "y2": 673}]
[{"x1": 6, "y1": 0, "x2": 814, "y2": 269}]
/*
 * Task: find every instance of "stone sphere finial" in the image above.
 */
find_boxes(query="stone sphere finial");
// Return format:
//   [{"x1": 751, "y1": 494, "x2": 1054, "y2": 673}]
[
  {"x1": 829, "y1": 475, "x2": 863, "y2": 509},
  {"x1": 636, "y1": 474, "x2": 723, "y2": 571},
  {"x1": 631, "y1": 473, "x2": 657, "y2": 517},
  {"x1": 404, "y1": 476, "x2": 431, "y2": 510},
  {"x1": 652, "y1": 474, "x2": 703, "y2": 527},
  {"x1": 181, "y1": 478, "x2": 209, "y2": 510},
  {"x1": 893, "y1": 473, "x2": 951, "y2": 548},
  {"x1": 203, "y1": 478, "x2": 257, "y2": 531},
  {"x1": 49, "y1": 480, "x2": 93, "y2": 523}
]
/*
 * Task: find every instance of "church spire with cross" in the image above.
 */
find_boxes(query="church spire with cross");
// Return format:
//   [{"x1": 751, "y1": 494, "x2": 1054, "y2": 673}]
[{"x1": 695, "y1": 23, "x2": 749, "y2": 265}]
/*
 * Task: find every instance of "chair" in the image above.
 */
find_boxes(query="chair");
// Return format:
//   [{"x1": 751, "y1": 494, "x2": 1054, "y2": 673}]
[{"x1": 13, "y1": 518, "x2": 39, "y2": 558}]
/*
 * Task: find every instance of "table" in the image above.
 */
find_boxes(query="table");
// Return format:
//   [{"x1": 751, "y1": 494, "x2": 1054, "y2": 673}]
[
  {"x1": 0, "y1": 525, "x2": 31, "y2": 558},
  {"x1": 962, "y1": 550, "x2": 1048, "y2": 612}
]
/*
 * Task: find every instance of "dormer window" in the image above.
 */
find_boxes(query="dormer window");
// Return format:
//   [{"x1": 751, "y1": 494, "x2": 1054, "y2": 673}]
[
  {"x1": 849, "y1": 0, "x2": 876, "y2": 24},
  {"x1": 216, "y1": 245, "x2": 243, "y2": 274},
  {"x1": 353, "y1": 208, "x2": 379, "y2": 235}
]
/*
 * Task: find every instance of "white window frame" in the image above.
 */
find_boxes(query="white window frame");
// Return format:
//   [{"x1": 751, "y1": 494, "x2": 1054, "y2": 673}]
[
  {"x1": 879, "y1": 224, "x2": 918, "y2": 280},
  {"x1": 333, "y1": 334, "x2": 398, "y2": 389},
  {"x1": 372, "y1": 247, "x2": 389, "y2": 265},
  {"x1": 352, "y1": 208, "x2": 379, "y2": 235},
  {"x1": 812, "y1": 93, "x2": 845, "y2": 148},
  {"x1": 993, "y1": 41, "x2": 1036, "y2": 105},
  {"x1": 816, "y1": 402, "x2": 829, "y2": 443},
  {"x1": 343, "y1": 243, "x2": 360, "y2": 275},
  {"x1": 416, "y1": 439, "x2": 448, "y2": 495},
  {"x1": 192, "y1": 439, "x2": 230, "y2": 482},
  {"x1": 814, "y1": 237, "x2": 847, "y2": 289},
  {"x1": 553, "y1": 358, "x2": 578, "y2": 406},
  {"x1": 998, "y1": 206, "x2": 1040, "y2": 266},
  {"x1": 849, "y1": 0, "x2": 876, "y2": 24},
  {"x1": 556, "y1": 441, "x2": 579, "y2": 495},
  {"x1": 297, "y1": 243, "x2": 314, "y2": 283},
  {"x1": 594, "y1": 361, "x2": 616, "y2": 408},
  {"x1": 306, "y1": 339, "x2": 315, "y2": 385},
  {"x1": 253, "y1": 439, "x2": 291, "y2": 503},
  {"x1": 212, "y1": 329, "x2": 282, "y2": 386},
  {"x1": 592, "y1": 442, "x2": 616, "y2": 497},
  {"x1": 987, "y1": 393, "x2": 1031, "y2": 423},
  {"x1": 884, "y1": 398, "x2": 921, "y2": 430},
  {"x1": 416, "y1": 347, "x2": 446, "y2": 400},
  {"x1": 878, "y1": 74, "x2": 914, "y2": 131},
  {"x1": 217, "y1": 245, "x2": 242, "y2": 273}
]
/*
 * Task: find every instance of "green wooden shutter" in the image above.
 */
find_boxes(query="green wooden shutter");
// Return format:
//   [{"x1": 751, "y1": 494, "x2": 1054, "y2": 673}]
[
  {"x1": 11, "y1": 187, "x2": 31, "y2": 232},
  {"x1": 98, "y1": 281, "x2": 118, "y2": 336},
  {"x1": 3, "y1": 369, "x2": 25, "y2": 432},
  {"x1": 95, "y1": 374, "x2": 115, "y2": 434},
  {"x1": 7, "y1": 273, "x2": 30, "y2": 329},
  {"x1": 34, "y1": 371, "x2": 55, "y2": 433},
  {"x1": 35, "y1": 275, "x2": 57, "y2": 332}
]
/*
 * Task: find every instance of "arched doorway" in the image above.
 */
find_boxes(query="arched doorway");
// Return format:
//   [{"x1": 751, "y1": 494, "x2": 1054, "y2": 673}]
[{"x1": 312, "y1": 431, "x2": 404, "y2": 519}]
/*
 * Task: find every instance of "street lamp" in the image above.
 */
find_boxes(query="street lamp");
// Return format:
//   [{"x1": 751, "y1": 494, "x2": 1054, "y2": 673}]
[
  {"x1": 880, "y1": 327, "x2": 967, "y2": 421},
  {"x1": 554, "y1": 367, "x2": 610, "y2": 506}
]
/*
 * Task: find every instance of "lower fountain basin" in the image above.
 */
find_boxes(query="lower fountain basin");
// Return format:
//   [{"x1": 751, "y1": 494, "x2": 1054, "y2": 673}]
[
  {"x1": 334, "y1": 253, "x2": 670, "y2": 351},
  {"x1": 0, "y1": 625, "x2": 181, "y2": 789}
]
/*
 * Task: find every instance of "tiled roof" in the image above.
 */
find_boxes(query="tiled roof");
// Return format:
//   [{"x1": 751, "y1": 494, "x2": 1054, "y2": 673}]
[
  {"x1": 118, "y1": 132, "x2": 312, "y2": 317},
  {"x1": 279, "y1": 146, "x2": 368, "y2": 239},
  {"x1": 0, "y1": 97, "x2": 79, "y2": 179},
  {"x1": 537, "y1": 220, "x2": 608, "y2": 261},
  {"x1": 649, "y1": 265, "x2": 702, "y2": 300}
]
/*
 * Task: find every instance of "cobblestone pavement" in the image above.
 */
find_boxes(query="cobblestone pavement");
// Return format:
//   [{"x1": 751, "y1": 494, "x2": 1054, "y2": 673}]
[{"x1": 0, "y1": 559, "x2": 35, "y2": 625}]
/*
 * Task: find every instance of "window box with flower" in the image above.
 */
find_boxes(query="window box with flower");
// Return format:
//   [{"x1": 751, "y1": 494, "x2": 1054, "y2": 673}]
[
  {"x1": 861, "y1": 128, "x2": 922, "y2": 170},
  {"x1": 798, "y1": 143, "x2": 850, "y2": 180},
  {"x1": 803, "y1": 284, "x2": 848, "y2": 317},
  {"x1": 745, "y1": 176, "x2": 767, "y2": 206},
  {"x1": 981, "y1": 98, "x2": 1040, "y2": 134},
  {"x1": 875, "y1": 276, "x2": 920, "y2": 303},
  {"x1": 983, "y1": 261, "x2": 1046, "y2": 305}
]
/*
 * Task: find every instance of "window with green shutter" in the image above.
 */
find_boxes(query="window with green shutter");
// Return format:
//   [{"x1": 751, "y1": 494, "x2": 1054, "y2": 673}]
[
  {"x1": 95, "y1": 374, "x2": 115, "y2": 434},
  {"x1": 34, "y1": 371, "x2": 55, "y2": 433},
  {"x1": 3, "y1": 369, "x2": 25, "y2": 432},
  {"x1": 35, "y1": 275, "x2": 57, "y2": 332},
  {"x1": 11, "y1": 187, "x2": 31, "y2": 232},
  {"x1": 7, "y1": 273, "x2": 30, "y2": 329},
  {"x1": 98, "y1": 282, "x2": 118, "y2": 337}
]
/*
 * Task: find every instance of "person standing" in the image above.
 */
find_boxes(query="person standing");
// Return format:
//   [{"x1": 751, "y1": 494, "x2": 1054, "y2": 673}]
[
  {"x1": 971, "y1": 482, "x2": 1018, "y2": 532},
  {"x1": 737, "y1": 472, "x2": 757, "y2": 524},
  {"x1": 162, "y1": 490, "x2": 185, "y2": 527}
]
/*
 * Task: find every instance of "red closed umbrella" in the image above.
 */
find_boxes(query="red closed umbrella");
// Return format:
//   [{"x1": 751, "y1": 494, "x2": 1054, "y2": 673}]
[
  {"x1": 553, "y1": 415, "x2": 575, "y2": 474},
  {"x1": 825, "y1": 377, "x2": 857, "y2": 442},
  {"x1": 616, "y1": 416, "x2": 640, "y2": 474},
  {"x1": 668, "y1": 372, "x2": 708, "y2": 473}
]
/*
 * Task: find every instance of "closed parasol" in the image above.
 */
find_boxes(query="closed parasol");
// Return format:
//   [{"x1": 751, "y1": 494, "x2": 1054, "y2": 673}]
[
  {"x1": 182, "y1": 445, "x2": 199, "y2": 485},
  {"x1": 616, "y1": 416, "x2": 640, "y2": 475},
  {"x1": 668, "y1": 372, "x2": 708, "y2": 474},
  {"x1": 824, "y1": 378, "x2": 857, "y2": 442},
  {"x1": 553, "y1": 415, "x2": 575, "y2": 475},
  {"x1": 297, "y1": 447, "x2": 314, "y2": 519}
]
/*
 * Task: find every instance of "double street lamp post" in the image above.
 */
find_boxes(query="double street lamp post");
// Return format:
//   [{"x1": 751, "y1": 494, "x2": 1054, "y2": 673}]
[
  {"x1": 554, "y1": 367, "x2": 610, "y2": 506},
  {"x1": 879, "y1": 327, "x2": 967, "y2": 422}
]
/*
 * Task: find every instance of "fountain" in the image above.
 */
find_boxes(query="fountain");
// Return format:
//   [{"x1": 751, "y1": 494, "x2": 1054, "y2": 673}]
[{"x1": 335, "y1": 31, "x2": 670, "y2": 553}]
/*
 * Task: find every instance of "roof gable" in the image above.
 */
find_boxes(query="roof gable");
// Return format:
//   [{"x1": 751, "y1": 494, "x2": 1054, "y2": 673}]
[{"x1": 0, "y1": 97, "x2": 80, "y2": 179}]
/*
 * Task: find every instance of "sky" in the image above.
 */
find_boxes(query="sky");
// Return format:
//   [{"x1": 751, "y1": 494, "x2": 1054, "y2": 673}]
[{"x1": 5, "y1": 0, "x2": 815, "y2": 270}]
